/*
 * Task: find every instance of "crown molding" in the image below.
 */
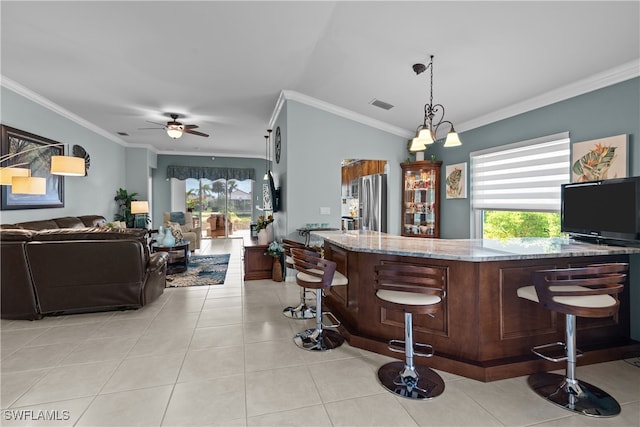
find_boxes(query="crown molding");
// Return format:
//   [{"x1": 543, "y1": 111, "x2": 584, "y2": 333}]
[
  {"x1": 1, "y1": 75, "x2": 130, "y2": 147},
  {"x1": 270, "y1": 89, "x2": 415, "y2": 139},
  {"x1": 457, "y1": 59, "x2": 640, "y2": 133}
]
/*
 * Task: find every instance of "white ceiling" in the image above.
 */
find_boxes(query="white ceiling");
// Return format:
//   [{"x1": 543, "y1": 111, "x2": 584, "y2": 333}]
[{"x1": 1, "y1": 1, "x2": 638, "y2": 159}]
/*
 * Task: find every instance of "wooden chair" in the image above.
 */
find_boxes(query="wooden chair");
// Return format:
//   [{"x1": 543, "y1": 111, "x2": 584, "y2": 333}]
[
  {"x1": 281, "y1": 239, "x2": 317, "y2": 319},
  {"x1": 290, "y1": 247, "x2": 347, "y2": 351},
  {"x1": 373, "y1": 263, "x2": 446, "y2": 400},
  {"x1": 517, "y1": 263, "x2": 628, "y2": 417}
]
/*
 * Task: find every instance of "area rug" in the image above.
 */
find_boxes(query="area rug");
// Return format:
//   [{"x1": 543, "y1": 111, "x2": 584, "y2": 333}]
[{"x1": 165, "y1": 254, "x2": 230, "y2": 287}]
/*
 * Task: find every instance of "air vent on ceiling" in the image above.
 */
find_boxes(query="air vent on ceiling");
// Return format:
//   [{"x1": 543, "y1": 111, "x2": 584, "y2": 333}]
[
  {"x1": 117, "y1": 132, "x2": 129, "y2": 136},
  {"x1": 369, "y1": 98, "x2": 394, "y2": 110}
]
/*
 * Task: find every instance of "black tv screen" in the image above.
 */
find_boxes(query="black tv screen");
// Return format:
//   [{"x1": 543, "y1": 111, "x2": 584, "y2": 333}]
[
  {"x1": 268, "y1": 170, "x2": 281, "y2": 212},
  {"x1": 561, "y1": 176, "x2": 640, "y2": 244}
]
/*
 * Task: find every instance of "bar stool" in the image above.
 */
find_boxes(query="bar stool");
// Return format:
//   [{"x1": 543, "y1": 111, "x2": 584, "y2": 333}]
[
  {"x1": 374, "y1": 263, "x2": 446, "y2": 400},
  {"x1": 290, "y1": 247, "x2": 347, "y2": 351},
  {"x1": 517, "y1": 263, "x2": 628, "y2": 417},
  {"x1": 282, "y1": 239, "x2": 316, "y2": 319}
]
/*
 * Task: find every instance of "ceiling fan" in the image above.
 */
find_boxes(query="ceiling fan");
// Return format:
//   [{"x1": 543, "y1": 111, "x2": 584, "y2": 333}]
[{"x1": 141, "y1": 113, "x2": 209, "y2": 139}]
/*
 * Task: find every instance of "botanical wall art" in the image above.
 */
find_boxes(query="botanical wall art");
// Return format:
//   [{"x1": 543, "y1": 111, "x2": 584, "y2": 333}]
[
  {"x1": 1, "y1": 125, "x2": 64, "y2": 210},
  {"x1": 571, "y1": 134, "x2": 628, "y2": 182},
  {"x1": 445, "y1": 162, "x2": 467, "y2": 199}
]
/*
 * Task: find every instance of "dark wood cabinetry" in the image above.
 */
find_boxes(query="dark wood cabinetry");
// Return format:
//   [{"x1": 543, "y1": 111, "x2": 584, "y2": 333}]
[
  {"x1": 401, "y1": 160, "x2": 442, "y2": 238},
  {"x1": 243, "y1": 241, "x2": 272, "y2": 280},
  {"x1": 341, "y1": 160, "x2": 386, "y2": 184}
]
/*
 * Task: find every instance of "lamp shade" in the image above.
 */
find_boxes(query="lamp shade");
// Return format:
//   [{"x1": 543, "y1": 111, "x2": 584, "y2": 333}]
[
  {"x1": 130, "y1": 200, "x2": 149, "y2": 214},
  {"x1": 51, "y1": 155, "x2": 85, "y2": 176},
  {"x1": 0, "y1": 167, "x2": 30, "y2": 185},
  {"x1": 443, "y1": 129, "x2": 462, "y2": 147},
  {"x1": 11, "y1": 176, "x2": 46, "y2": 195},
  {"x1": 409, "y1": 137, "x2": 426, "y2": 152}
]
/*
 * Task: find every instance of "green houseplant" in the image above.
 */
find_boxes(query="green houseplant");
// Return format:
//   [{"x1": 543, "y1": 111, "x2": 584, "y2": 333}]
[{"x1": 113, "y1": 188, "x2": 139, "y2": 228}]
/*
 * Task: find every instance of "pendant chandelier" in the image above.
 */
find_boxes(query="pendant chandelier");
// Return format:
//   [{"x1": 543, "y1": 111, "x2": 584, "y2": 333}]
[
  {"x1": 263, "y1": 129, "x2": 272, "y2": 181},
  {"x1": 409, "y1": 55, "x2": 462, "y2": 152}
]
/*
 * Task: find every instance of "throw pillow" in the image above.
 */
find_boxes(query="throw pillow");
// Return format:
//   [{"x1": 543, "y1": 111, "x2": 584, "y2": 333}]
[
  {"x1": 170, "y1": 211, "x2": 186, "y2": 225},
  {"x1": 168, "y1": 222, "x2": 183, "y2": 242}
]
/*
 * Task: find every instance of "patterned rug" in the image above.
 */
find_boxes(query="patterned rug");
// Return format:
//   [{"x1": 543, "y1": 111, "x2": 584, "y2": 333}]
[{"x1": 165, "y1": 254, "x2": 230, "y2": 287}]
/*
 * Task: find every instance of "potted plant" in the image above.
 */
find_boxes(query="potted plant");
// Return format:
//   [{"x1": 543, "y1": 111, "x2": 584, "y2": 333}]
[
  {"x1": 255, "y1": 214, "x2": 274, "y2": 245},
  {"x1": 113, "y1": 188, "x2": 139, "y2": 228},
  {"x1": 266, "y1": 240, "x2": 284, "y2": 282}
]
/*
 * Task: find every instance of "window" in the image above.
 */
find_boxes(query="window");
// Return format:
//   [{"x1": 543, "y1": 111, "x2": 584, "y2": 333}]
[{"x1": 470, "y1": 132, "x2": 570, "y2": 238}]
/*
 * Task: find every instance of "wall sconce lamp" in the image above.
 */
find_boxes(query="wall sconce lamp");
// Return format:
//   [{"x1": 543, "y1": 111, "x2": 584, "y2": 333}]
[{"x1": 409, "y1": 55, "x2": 462, "y2": 154}]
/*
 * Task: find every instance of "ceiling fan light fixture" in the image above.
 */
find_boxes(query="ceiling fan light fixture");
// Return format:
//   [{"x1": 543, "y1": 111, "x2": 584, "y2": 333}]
[{"x1": 166, "y1": 126, "x2": 183, "y2": 139}]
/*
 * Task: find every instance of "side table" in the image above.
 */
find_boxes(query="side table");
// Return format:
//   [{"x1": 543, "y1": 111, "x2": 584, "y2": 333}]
[{"x1": 152, "y1": 241, "x2": 190, "y2": 274}]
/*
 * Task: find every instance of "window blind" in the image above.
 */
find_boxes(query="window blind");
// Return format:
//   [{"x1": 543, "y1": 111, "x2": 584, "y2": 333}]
[{"x1": 470, "y1": 132, "x2": 570, "y2": 212}]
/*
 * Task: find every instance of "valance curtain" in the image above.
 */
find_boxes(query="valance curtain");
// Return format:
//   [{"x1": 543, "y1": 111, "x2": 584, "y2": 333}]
[{"x1": 166, "y1": 166, "x2": 255, "y2": 182}]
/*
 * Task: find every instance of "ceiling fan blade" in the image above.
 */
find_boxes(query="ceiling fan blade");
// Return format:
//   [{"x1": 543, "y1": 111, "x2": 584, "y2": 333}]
[
  {"x1": 138, "y1": 127, "x2": 164, "y2": 130},
  {"x1": 146, "y1": 120, "x2": 166, "y2": 126},
  {"x1": 183, "y1": 128, "x2": 209, "y2": 137},
  {"x1": 184, "y1": 124, "x2": 199, "y2": 129}
]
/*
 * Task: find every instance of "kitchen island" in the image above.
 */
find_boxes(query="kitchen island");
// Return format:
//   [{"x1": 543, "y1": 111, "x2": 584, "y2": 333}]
[{"x1": 312, "y1": 230, "x2": 640, "y2": 381}]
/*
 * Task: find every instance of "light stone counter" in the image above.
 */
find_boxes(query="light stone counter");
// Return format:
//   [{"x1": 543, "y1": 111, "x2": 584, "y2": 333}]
[{"x1": 311, "y1": 230, "x2": 640, "y2": 262}]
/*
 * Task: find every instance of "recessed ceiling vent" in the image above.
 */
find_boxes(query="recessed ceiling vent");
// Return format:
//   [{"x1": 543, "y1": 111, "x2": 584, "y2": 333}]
[{"x1": 369, "y1": 98, "x2": 394, "y2": 110}]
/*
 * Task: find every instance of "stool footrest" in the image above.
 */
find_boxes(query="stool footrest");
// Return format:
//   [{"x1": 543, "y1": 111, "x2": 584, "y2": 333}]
[
  {"x1": 388, "y1": 340, "x2": 434, "y2": 358},
  {"x1": 322, "y1": 311, "x2": 341, "y2": 329},
  {"x1": 531, "y1": 342, "x2": 582, "y2": 363}
]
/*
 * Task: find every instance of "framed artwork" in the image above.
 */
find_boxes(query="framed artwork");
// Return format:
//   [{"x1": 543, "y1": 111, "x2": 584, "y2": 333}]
[
  {"x1": 571, "y1": 134, "x2": 628, "y2": 182},
  {"x1": 1, "y1": 125, "x2": 64, "y2": 210},
  {"x1": 262, "y1": 183, "x2": 272, "y2": 211},
  {"x1": 445, "y1": 162, "x2": 467, "y2": 199}
]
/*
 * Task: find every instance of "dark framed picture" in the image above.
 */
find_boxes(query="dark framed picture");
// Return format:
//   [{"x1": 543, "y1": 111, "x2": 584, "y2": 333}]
[{"x1": 1, "y1": 125, "x2": 64, "y2": 210}]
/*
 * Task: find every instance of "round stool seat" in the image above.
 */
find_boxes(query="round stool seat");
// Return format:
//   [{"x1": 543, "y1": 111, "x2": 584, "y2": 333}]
[
  {"x1": 517, "y1": 285, "x2": 617, "y2": 308},
  {"x1": 285, "y1": 254, "x2": 294, "y2": 268},
  {"x1": 376, "y1": 289, "x2": 441, "y2": 307},
  {"x1": 297, "y1": 269, "x2": 348, "y2": 287}
]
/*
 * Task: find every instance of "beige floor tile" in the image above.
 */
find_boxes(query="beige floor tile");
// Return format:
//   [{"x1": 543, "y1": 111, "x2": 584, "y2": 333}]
[
  {"x1": 90, "y1": 317, "x2": 153, "y2": 339},
  {"x1": 246, "y1": 404, "x2": 332, "y2": 426},
  {"x1": 58, "y1": 336, "x2": 138, "y2": 365},
  {"x1": 178, "y1": 345, "x2": 245, "y2": 383},
  {"x1": 398, "y1": 380, "x2": 503, "y2": 426},
  {"x1": 196, "y1": 306, "x2": 243, "y2": 327},
  {"x1": 1, "y1": 343, "x2": 76, "y2": 373},
  {"x1": 126, "y1": 330, "x2": 192, "y2": 358},
  {"x1": 309, "y1": 357, "x2": 383, "y2": 403},
  {"x1": 324, "y1": 393, "x2": 419, "y2": 426},
  {"x1": 1, "y1": 327, "x2": 51, "y2": 350},
  {"x1": 571, "y1": 360, "x2": 640, "y2": 404},
  {"x1": 1, "y1": 369, "x2": 49, "y2": 409},
  {"x1": 102, "y1": 352, "x2": 185, "y2": 393},
  {"x1": 245, "y1": 365, "x2": 322, "y2": 417},
  {"x1": 12, "y1": 360, "x2": 119, "y2": 407},
  {"x1": 1, "y1": 396, "x2": 93, "y2": 426},
  {"x1": 24, "y1": 323, "x2": 100, "y2": 346},
  {"x1": 458, "y1": 375, "x2": 571, "y2": 426},
  {"x1": 202, "y1": 296, "x2": 243, "y2": 311},
  {"x1": 189, "y1": 324, "x2": 244, "y2": 349},
  {"x1": 77, "y1": 385, "x2": 172, "y2": 426},
  {"x1": 530, "y1": 401, "x2": 640, "y2": 426},
  {"x1": 162, "y1": 376, "x2": 246, "y2": 426},
  {"x1": 243, "y1": 318, "x2": 300, "y2": 344},
  {"x1": 245, "y1": 339, "x2": 307, "y2": 372}
]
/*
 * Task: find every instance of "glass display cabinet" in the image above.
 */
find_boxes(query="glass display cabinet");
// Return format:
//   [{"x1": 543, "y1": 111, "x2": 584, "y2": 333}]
[{"x1": 401, "y1": 160, "x2": 442, "y2": 238}]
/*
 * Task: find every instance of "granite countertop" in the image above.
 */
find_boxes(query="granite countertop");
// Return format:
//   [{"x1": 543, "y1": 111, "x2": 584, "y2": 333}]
[{"x1": 311, "y1": 230, "x2": 640, "y2": 262}]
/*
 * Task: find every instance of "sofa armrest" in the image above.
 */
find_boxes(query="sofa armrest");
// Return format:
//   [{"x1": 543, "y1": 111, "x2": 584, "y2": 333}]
[{"x1": 149, "y1": 252, "x2": 169, "y2": 273}]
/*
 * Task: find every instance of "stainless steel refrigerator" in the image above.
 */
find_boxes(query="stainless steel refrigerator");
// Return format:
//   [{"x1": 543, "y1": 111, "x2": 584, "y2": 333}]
[{"x1": 358, "y1": 173, "x2": 387, "y2": 232}]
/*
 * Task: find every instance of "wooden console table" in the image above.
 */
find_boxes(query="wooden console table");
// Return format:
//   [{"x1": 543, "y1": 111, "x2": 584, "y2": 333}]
[{"x1": 243, "y1": 238, "x2": 272, "y2": 280}]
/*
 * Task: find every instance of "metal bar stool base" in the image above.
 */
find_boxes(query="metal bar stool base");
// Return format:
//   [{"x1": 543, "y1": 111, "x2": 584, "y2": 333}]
[
  {"x1": 528, "y1": 372, "x2": 621, "y2": 417},
  {"x1": 282, "y1": 304, "x2": 316, "y2": 320},
  {"x1": 293, "y1": 328, "x2": 344, "y2": 351},
  {"x1": 377, "y1": 361, "x2": 445, "y2": 400}
]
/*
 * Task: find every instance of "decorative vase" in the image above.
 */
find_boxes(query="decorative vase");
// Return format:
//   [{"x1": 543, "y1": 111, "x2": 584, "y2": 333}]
[
  {"x1": 163, "y1": 228, "x2": 176, "y2": 247},
  {"x1": 257, "y1": 228, "x2": 269, "y2": 245},
  {"x1": 155, "y1": 226, "x2": 166, "y2": 246},
  {"x1": 272, "y1": 257, "x2": 283, "y2": 282}
]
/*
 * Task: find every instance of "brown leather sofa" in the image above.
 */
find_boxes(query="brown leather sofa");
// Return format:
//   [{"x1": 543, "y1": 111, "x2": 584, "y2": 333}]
[{"x1": 0, "y1": 215, "x2": 168, "y2": 320}]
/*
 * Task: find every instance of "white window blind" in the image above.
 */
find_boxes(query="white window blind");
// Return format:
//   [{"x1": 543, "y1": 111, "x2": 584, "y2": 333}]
[{"x1": 470, "y1": 132, "x2": 570, "y2": 212}]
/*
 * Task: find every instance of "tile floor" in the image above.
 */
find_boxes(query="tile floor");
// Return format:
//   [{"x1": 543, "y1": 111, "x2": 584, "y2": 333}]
[{"x1": 1, "y1": 237, "x2": 639, "y2": 426}]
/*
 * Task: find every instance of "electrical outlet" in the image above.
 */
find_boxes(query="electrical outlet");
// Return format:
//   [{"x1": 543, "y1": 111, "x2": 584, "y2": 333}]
[{"x1": 320, "y1": 207, "x2": 331, "y2": 215}]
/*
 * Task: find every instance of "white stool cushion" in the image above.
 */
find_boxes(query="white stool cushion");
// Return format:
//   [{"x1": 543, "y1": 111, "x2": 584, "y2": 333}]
[
  {"x1": 285, "y1": 255, "x2": 294, "y2": 267},
  {"x1": 517, "y1": 285, "x2": 617, "y2": 308},
  {"x1": 376, "y1": 289, "x2": 441, "y2": 306},
  {"x1": 296, "y1": 268, "x2": 348, "y2": 287}
]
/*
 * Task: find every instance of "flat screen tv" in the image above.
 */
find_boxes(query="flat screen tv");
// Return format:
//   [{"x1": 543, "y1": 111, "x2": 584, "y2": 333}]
[
  {"x1": 268, "y1": 170, "x2": 281, "y2": 213},
  {"x1": 561, "y1": 176, "x2": 640, "y2": 245}
]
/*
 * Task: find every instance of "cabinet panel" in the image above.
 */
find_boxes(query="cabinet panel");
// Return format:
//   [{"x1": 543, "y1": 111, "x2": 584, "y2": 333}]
[{"x1": 401, "y1": 161, "x2": 442, "y2": 238}]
